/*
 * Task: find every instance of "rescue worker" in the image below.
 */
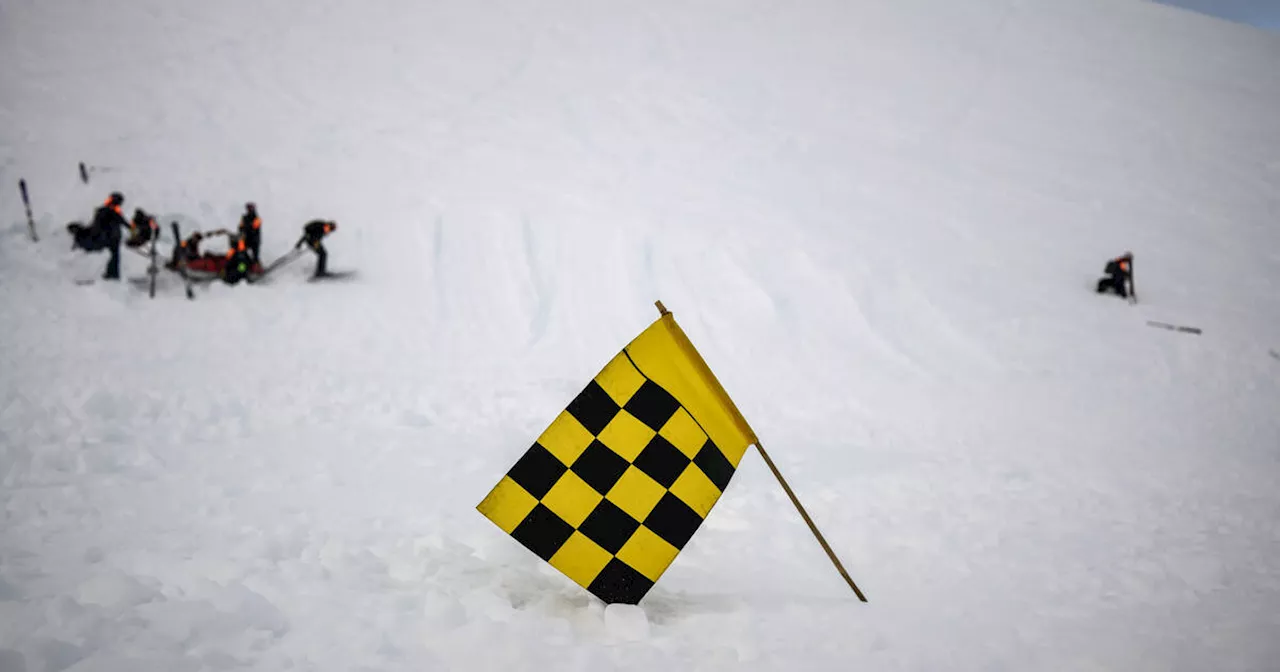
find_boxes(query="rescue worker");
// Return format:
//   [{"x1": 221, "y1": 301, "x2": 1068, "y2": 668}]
[
  {"x1": 295, "y1": 220, "x2": 337, "y2": 278},
  {"x1": 181, "y1": 230, "x2": 206, "y2": 261},
  {"x1": 222, "y1": 233, "x2": 256, "y2": 285},
  {"x1": 238, "y1": 202, "x2": 262, "y2": 264},
  {"x1": 168, "y1": 229, "x2": 209, "y2": 270},
  {"x1": 90, "y1": 192, "x2": 128, "y2": 279},
  {"x1": 125, "y1": 208, "x2": 158, "y2": 248},
  {"x1": 1096, "y1": 251, "x2": 1134, "y2": 299}
]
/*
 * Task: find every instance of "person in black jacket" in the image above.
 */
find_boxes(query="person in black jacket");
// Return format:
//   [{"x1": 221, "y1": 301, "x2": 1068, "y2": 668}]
[
  {"x1": 295, "y1": 220, "x2": 337, "y2": 277},
  {"x1": 180, "y1": 230, "x2": 206, "y2": 262},
  {"x1": 125, "y1": 208, "x2": 158, "y2": 248},
  {"x1": 167, "y1": 229, "x2": 209, "y2": 270},
  {"x1": 238, "y1": 203, "x2": 262, "y2": 264},
  {"x1": 222, "y1": 233, "x2": 255, "y2": 285},
  {"x1": 1095, "y1": 251, "x2": 1134, "y2": 299},
  {"x1": 91, "y1": 192, "x2": 128, "y2": 279}
]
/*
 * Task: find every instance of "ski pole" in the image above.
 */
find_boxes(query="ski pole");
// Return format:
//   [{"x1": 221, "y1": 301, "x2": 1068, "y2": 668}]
[
  {"x1": 79, "y1": 161, "x2": 120, "y2": 184},
  {"x1": 18, "y1": 179, "x2": 37, "y2": 241},
  {"x1": 1147, "y1": 321, "x2": 1201, "y2": 335}
]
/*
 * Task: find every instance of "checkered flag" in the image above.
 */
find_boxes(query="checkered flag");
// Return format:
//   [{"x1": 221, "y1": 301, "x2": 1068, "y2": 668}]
[
  {"x1": 478, "y1": 304, "x2": 867, "y2": 605},
  {"x1": 478, "y1": 307, "x2": 758, "y2": 604}
]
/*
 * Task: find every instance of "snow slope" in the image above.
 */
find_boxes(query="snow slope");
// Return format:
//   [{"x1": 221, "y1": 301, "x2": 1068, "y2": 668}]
[{"x1": 2, "y1": 0, "x2": 1280, "y2": 669}]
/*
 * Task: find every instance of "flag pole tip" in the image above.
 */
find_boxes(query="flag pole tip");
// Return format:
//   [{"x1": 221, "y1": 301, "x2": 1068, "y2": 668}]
[{"x1": 654, "y1": 300, "x2": 669, "y2": 316}]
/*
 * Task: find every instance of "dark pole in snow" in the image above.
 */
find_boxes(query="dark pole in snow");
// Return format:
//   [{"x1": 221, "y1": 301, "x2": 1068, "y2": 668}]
[
  {"x1": 19, "y1": 179, "x2": 37, "y2": 241},
  {"x1": 753, "y1": 440, "x2": 868, "y2": 602},
  {"x1": 1129, "y1": 260, "x2": 1137, "y2": 304},
  {"x1": 1146, "y1": 321, "x2": 1201, "y2": 335},
  {"x1": 652, "y1": 299, "x2": 868, "y2": 603}
]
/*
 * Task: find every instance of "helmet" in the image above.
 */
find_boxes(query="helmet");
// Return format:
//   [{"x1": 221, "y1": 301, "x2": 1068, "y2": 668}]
[{"x1": 108, "y1": 192, "x2": 124, "y2": 206}]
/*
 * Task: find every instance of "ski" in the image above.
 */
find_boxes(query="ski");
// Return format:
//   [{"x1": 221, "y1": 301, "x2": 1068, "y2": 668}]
[
  {"x1": 1147, "y1": 321, "x2": 1201, "y2": 335},
  {"x1": 307, "y1": 270, "x2": 357, "y2": 282},
  {"x1": 247, "y1": 247, "x2": 304, "y2": 284},
  {"x1": 170, "y1": 221, "x2": 195, "y2": 300},
  {"x1": 147, "y1": 219, "x2": 160, "y2": 299},
  {"x1": 79, "y1": 162, "x2": 119, "y2": 184},
  {"x1": 18, "y1": 179, "x2": 37, "y2": 241}
]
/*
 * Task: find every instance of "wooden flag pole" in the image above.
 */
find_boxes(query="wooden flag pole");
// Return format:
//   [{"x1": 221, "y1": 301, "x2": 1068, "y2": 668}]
[
  {"x1": 1129, "y1": 259, "x2": 1138, "y2": 305},
  {"x1": 754, "y1": 441, "x2": 868, "y2": 602},
  {"x1": 652, "y1": 300, "x2": 867, "y2": 602}
]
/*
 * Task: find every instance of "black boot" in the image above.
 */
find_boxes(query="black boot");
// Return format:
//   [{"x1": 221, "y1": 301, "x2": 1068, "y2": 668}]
[
  {"x1": 313, "y1": 244, "x2": 328, "y2": 277},
  {"x1": 103, "y1": 244, "x2": 121, "y2": 280}
]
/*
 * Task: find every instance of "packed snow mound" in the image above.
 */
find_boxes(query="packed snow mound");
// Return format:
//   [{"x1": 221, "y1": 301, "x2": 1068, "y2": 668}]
[{"x1": 2, "y1": 0, "x2": 1279, "y2": 670}]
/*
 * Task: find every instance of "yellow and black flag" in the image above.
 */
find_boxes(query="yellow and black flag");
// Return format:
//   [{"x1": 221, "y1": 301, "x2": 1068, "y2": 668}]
[{"x1": 477, "y1": 309, "x2": 758, "y2": 605}]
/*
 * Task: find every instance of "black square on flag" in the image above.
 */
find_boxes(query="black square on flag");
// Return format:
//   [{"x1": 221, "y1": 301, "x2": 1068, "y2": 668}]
[
  {"x1": 508, "y1": 443, "x2": 567, "y2": 499},
  {"x1": 567, "y1": 380, "x2": 621, "y2": 435},
  {"x1": 511, "y1": 504, "x2": 574, "y2": 561},
  {"x1": 633, "y1": 435, "x2": 692, "y2": 488},
  {"x1": 643, "y1": 493, "x2": 703, "y2": 550},
  {"x1": 623, "y1": 380, "x2": 681, "y2": 432},
  {"x1": 588, "y1": 558, "x2": 656, "y2": 605},
  {"x1": 693, "y1": 440, "x2": 735, "y2": 491},
  {"x1": 577, "y1": 499, "x2": 641, "y2": 554},
  {"x1": 571, "y1": 440, "x2": 630, "y2": 495}
]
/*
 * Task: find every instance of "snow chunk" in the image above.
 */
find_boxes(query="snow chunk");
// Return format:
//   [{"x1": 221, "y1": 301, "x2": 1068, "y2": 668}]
[{"x1": 603, "y1": 604, "x2": 650, "y2": 642}]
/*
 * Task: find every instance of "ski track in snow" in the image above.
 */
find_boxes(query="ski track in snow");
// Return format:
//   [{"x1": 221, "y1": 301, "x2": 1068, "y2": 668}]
[{"x1": 2, "y1": 0, "x2": 1280, "y2": 670}]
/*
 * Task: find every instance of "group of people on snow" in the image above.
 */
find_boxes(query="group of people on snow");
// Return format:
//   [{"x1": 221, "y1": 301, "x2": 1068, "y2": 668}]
[
  {"x1": 69, "y1": 190, "x2": 1131, "y2": 300},
  {"x1": 69, "y1": 192, "x2": 338, "y2": 284}
]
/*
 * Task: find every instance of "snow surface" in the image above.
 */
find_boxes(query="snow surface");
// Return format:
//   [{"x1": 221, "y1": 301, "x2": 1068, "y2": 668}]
[{"x1": 2, "y1": 0, "x2": 1280, "y2": 670}]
